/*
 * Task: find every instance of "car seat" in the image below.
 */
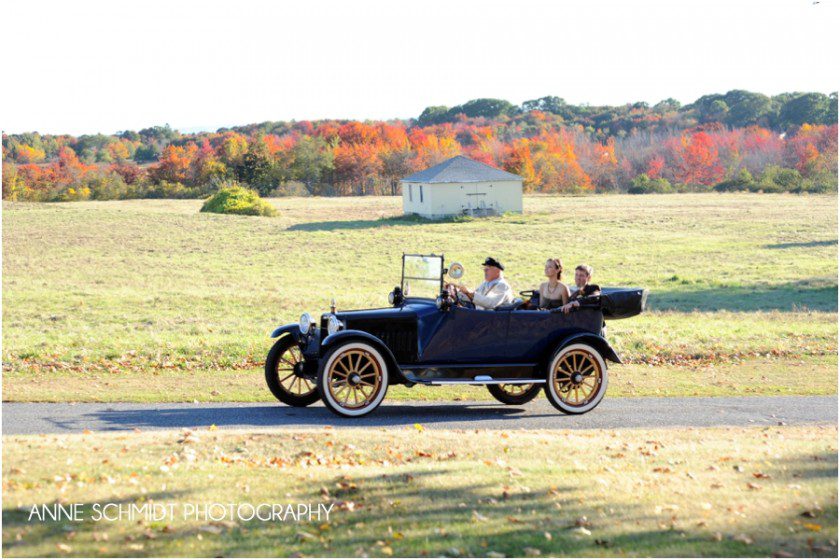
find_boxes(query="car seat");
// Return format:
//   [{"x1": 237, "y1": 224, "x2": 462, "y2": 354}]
[{"x1": 495, "y1": 298, "x2": 525, "y2": 311}]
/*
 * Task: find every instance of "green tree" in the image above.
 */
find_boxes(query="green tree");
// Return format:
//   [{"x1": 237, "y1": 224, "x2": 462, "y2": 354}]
[
  {"x1": 779, "y1": 93, "x2": 831, "y2": 128},
  {"x1": 724, "y1": 90, "x2": 772, "y2": 127},
  {"x1": 235, "y1": 140, "x2": 275, "y2": 195},
  {"x1": 291, "y1": 136, "x2": 334, "y2": 194},
  {"x1": 447, "y1": 98, "x2": 515, "y2": 120},
  {"x1": 417, "y1": 106, "x2": 450, "y2": 126}
]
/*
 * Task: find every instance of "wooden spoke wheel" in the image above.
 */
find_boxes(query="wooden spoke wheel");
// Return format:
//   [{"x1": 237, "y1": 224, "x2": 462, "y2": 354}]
[
  {"x1": 318, "y1": 342, "x2": 389, "y2": 417},
  {"x1": 487, "y1": 383, "x2": 542, "y2": 405},
  {"x1": 544, "y1": 343, "x2": 608, "y2": 414},
  {"x1": 265, "y1": 336, "x2": 320, "y2": 407}
]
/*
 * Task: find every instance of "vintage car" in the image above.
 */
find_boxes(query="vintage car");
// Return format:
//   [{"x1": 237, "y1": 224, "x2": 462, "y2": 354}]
[{"x1": 265, "y1": 254, "x2": 647, "y2": 417}]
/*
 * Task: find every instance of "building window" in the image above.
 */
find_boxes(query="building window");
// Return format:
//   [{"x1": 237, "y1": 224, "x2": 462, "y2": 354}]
[
  {"x1": 409, "y1": 184, "x2": 413, "y2": 202},
  {"x1": 419, "y1": 185, "x2": 424, "y2": 203}
]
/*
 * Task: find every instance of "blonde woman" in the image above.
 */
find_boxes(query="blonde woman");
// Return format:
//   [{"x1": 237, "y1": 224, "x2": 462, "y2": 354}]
[{"x1": 539, "y1": 258, "x2": 570, "y2": 310}]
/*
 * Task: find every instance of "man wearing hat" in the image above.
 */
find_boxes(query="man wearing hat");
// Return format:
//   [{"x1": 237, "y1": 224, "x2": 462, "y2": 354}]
[{"x1": 457, "y1": 257, "x2": 515, "y2": 310}]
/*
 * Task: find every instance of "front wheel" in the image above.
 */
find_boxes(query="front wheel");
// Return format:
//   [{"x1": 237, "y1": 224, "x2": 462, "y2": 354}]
[
  {"x1": 317, "y1": 341, "x2": 389, "y2": 417},
  {"x1": 265, "y1": 336, "x2": 320, "y2": 407},
  {"x1": 487, "y1": 383, "x2": 542, "y2": 405},
  {"x1": 544, "y1": 343, "x2": 608, "y2": 414}
]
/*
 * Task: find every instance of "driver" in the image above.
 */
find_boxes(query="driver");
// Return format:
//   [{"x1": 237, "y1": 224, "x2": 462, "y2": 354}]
[{"x1": 457, "y1": 257, "x2": 515, "y2": 310}]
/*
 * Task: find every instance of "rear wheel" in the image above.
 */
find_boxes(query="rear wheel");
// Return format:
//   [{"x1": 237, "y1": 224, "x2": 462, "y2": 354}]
[
  {"x1": 544, "y1": 343, "x2": 608, "y2": 414},
  {"x1": 265, "y1": 337, "x2": 320, "y2": 407},
  {"x1": 318, "y1": 341, "x2": 389, "y2": 417},
  {"x1": 487, "y1": 383, "x2": 542, "y2": 405}
]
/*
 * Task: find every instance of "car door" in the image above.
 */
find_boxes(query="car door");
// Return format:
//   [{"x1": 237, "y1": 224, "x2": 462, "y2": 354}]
[
  {"x1": 418, "y1": 306, "x2": 511, "y2": 364},
  {"x1": 506, "y1": 308, "x2": 604, "y2": 362}
]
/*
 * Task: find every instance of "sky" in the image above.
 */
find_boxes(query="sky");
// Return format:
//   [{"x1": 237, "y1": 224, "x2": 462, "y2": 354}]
[{"x1": 1, "y1": 0, "x2": 837, "y2": 136}]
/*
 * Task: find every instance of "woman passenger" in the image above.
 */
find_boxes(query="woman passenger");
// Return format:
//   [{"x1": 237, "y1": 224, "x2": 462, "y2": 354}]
[{"x1": 539, "y1": 258, "x2": 570, "y2": 310}]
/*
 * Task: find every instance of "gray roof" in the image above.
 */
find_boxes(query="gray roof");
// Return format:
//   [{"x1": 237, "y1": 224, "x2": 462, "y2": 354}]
[{"x1": 401, "y1": 155, "x2": 523, "y2": 183}]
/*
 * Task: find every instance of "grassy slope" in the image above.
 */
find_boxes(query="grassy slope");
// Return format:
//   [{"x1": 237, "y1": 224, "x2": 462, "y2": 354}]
[
  {"x1": 2, "y1": 426, "x2": 837, "y2": 557},
  {"x1": 2, "y1": 194, "x2": 837, "y2": 402}
]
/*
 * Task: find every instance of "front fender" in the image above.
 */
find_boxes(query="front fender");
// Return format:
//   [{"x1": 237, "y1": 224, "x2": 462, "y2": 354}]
[
  {"x1": 556, "y1": 332, "x2": 622, "y2": 364},
  {"x1": 321, "y1": 330, "x2": 407, "y2": 384},
  {"x1": 270, "y1": 323, "x2": 300, "y2": 341}
]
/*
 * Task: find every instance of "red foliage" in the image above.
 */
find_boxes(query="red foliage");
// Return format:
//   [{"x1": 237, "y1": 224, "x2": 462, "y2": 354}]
[
  {"x1": 668, "y1": 132, "x2": 725, "y2": 185},
  {"x1": 3, "y1": 113, "x2": 837, "y2": 198}
]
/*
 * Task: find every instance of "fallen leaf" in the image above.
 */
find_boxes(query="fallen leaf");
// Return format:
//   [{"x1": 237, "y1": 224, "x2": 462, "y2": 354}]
[
  {"x1": 733, "y1": 533, "x2": 753, "y2": 545},
  {"x1": 472, "y1": 510, "x2": 488, "y2": 522}
]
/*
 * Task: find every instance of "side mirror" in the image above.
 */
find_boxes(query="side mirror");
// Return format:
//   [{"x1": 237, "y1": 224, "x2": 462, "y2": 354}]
[{"x1": 448, "y1": 262, "x2": 464, "y2": 280}]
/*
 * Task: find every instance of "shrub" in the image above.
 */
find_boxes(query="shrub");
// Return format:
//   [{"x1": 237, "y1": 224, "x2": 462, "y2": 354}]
[
  {"x1": 144, "y1": 180, "x2": 199, "y2": 199},
  {"x1": 628, "y1": 174, "x2": 673, "y2": 194},
  {"x1": 714, "y1": 169, "x2": 755, "y2": 192},
  {"x1": 200, "y1": 182, "x2": 277, "y2": 217},
  {"x1": 759, "y1": 166, "x2": 803, "y2": 191},
  {"x1": 84, "y1": 171, "x2": 133, "y2": 200}
]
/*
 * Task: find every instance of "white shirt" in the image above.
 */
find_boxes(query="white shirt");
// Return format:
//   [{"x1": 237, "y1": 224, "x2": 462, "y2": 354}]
[{"x1": 472, "y1": 276, "x2": 514, "y2": 310}]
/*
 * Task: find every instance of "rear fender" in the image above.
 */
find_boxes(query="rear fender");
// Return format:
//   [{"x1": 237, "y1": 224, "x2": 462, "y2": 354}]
[
  {"x1": 546, "y1": 332, "x2": 622, "y2": 367},
  {"x1": 321, "y1": 330, "x2": 408, "y2": 384}
]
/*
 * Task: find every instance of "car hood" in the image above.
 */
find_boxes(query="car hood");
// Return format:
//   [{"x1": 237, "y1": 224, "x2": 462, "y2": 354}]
[{"x1": 331, "y1": 299, "x2": 436, "y2": 323}]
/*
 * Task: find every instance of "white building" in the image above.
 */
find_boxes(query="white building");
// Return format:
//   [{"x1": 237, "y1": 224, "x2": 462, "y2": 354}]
[{"x1": 401, "y1": 156, "x2": 523, "y2": 218}]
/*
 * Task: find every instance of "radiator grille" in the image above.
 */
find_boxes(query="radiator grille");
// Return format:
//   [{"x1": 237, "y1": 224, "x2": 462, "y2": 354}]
[{"x1": 346, "y1": 320, "x2": 417, "y2": 363}]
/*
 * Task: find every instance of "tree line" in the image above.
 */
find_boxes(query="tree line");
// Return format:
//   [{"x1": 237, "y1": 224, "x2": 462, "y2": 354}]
[{"x1": 2, "y1": 90, "x2": 837, "y2": 201}]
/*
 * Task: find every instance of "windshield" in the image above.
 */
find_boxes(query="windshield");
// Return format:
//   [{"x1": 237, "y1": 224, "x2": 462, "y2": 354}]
[{"x1": 401, "y1": 254, "x2": 443, "y2": 299}]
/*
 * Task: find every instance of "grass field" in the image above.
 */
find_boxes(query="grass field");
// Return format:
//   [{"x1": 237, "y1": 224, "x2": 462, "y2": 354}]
[
  {"x1": 2, "y1": 194, "x2": 837, "y2": 402},
  {"x1": 2, "y1": 425, "x2": 836, "y2": 557}
]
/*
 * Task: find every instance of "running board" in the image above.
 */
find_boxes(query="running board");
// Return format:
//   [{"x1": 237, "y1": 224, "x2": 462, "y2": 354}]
[{"x1": 425, "y1": 377, "x2": 546, "y2": 386}]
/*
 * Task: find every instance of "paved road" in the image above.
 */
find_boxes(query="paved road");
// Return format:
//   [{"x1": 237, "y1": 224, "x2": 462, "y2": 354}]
[{"x1": 2, "y1": 396, "x2": 836, "y2": 435}]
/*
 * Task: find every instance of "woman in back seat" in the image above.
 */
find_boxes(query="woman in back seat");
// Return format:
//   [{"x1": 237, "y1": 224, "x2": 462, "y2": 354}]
[{"x1": 538, "y1": 258, "x2": 570, "y2": 310}]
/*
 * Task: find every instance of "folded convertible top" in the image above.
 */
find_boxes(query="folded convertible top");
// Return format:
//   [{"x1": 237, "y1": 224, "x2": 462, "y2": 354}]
[{"x1": 599, "y1": 287, "x2": 649, "y2": 320}]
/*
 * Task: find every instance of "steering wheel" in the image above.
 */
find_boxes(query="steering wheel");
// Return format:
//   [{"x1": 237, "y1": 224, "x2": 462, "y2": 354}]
[{"x1": 443, "y1": 283, "x2": 475, "y2": 309}]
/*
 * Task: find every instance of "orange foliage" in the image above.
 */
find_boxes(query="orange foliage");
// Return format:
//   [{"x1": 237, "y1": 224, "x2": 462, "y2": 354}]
[
  {"x1": 668, "y1": 132, "x2": 724, "y2": 185},
  {"x1": 4, "y1": 113, "x2": 836, "y2": 199},
  {"x1": 14, "y1": 144, "x2": 46, "y2": 163},
  {"x1": 151, "y1": 143, "x2": 199, "y2": 184}
]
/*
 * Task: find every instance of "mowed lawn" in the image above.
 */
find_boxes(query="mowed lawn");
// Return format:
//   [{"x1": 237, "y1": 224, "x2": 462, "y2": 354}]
[
  {"x1": 2, "y1": 194, "x2": 837, "y2": 402},
  {"x1": 2, "y1": 426, "x2": 837, "y2": 557}
]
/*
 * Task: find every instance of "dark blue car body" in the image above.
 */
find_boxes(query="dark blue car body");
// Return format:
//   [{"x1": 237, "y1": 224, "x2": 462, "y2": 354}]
[{"x1": 274, "y1": 296, "x2": 620, "y2": 387}]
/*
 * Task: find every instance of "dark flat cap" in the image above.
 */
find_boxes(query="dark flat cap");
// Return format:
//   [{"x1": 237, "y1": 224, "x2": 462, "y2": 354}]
[{"x1": 482, "y1": 256, "x2": 504, "y2": 270}]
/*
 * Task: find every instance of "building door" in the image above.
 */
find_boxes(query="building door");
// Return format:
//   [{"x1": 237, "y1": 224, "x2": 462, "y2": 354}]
[{"x1": 461, "y1": 185, "x2": 488, "y2": 215}]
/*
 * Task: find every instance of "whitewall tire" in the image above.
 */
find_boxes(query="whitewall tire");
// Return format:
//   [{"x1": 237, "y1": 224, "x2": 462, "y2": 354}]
[
  {"x1": 318, "y1": 342, "x2": 389, "y2": 417},
  {"x1": 544, "y1": 343, "x2": 608, "y2": 414}
]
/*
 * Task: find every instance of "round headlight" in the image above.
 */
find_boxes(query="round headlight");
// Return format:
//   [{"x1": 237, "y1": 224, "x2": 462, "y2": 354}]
[
  {"x1": 299, "y1": 313, "x2": 313, "y2": 334},
  {"x1": 326, "y1": 314, "x2": 343, "y2": 335}
]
